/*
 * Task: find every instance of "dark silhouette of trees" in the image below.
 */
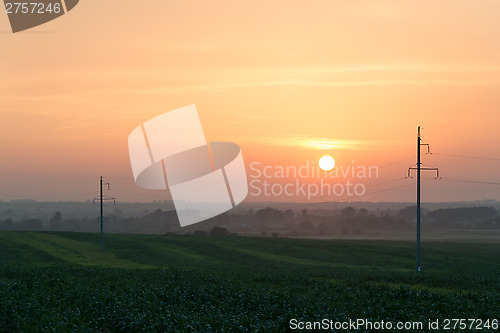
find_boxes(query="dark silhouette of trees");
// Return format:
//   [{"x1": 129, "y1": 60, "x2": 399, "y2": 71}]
[
  {"x1": 284, "y1": 209, "x2": 295, "y2": 220},
  {"x1": 427, "y1": 207, "x2": 498, "y2": 227},
  {"x1": 210, "y1": 226, "x2": 230, "y2": 236},
  {"x1": 0, "y1": 218, "x2": 15, "y2": 230},
  {"x1": 256, "y1": 207, "x2": 283, "y2": 221},
  {"x1": 1, "y1": 203, "x2": 498, "y2": 235},
  {"x1": 341, "y1": 206, "x2": 355, "y2": 218},
  {"x1": 49, "y1": 211, "x2": 63, "y2": 230},
  {"x1": 18, "y1": 219, "x2": 43, "y2": 231},
  {"x1": 298, "y1": 220, "x2": 314, "y2": 231},
  {"x1": 359, "y1": 208, "x2": 368, "y2": 216}
]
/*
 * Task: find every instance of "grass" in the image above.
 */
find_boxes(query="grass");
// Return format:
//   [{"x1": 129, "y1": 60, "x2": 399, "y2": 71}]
[{"x1": 0, "y1": 231, "x2": 498, "y2": 332}]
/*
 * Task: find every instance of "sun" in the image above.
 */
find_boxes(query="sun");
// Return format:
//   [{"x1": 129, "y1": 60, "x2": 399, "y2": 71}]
[{"x1": 319, "y1": 155, "x2": 335, "y2": 171}]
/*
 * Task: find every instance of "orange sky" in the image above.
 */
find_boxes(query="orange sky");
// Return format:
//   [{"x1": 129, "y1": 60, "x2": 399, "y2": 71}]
[{"x1": 1, "y1": 0, "x2": 500, "y2": 202}]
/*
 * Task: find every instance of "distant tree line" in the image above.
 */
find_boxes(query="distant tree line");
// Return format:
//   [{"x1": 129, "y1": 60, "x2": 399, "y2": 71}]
[{"x1": 0, "y1": 205, "x2": 498, "y2": 235}]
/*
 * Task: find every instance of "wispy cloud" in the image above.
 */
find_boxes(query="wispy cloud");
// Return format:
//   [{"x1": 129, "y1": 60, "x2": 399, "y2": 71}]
[
  {"x1": 237, "y1": 134, "x2": 381, "y2": 150},
  {"x1": 3, "y1": 63, "x2": 500, "y2": 100},
  {"x1": 206, "y1": 64, "x2": 500, "y2": 89}
]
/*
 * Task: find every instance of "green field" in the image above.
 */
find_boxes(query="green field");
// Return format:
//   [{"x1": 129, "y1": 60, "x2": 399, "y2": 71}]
[{"x1": 0, "y1": 231, "x2": 498, "y2": 332}]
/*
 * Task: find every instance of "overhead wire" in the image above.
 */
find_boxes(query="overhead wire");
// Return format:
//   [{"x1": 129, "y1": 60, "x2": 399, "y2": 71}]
[
  {"x1": 432, "y1": 152, "x2": 500, "y2": 162},
  {"x1": 440, "y1": 177, "x2": 500, "y2": 186}
]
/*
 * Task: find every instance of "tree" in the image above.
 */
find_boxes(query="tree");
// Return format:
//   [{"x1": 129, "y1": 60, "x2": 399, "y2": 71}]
[
  {"x1": 284, "y1": 209, "x2": 295, "y2": 220},
  {"x1": 341, "y1": 206, "x2": 355, "y2": 218},
  {"x1": 359, "y1": 208, "x2": 368, "y2": 216},
  {"x1": 52, "y1": 211, "x2": 62, "y2": 223},
  {"x1": 301, "y1": 208, "x2": 309, "y2": 221},
  {"x1": 0, "y1": 218, "x2": 15, "y2": 230},
  {"x1": 210, "y1": 226, "x2": 229, "y2": 236},
  {"x1": 255, "y1": 207, "x2": 275, "y2": 221},
  {"x1": 48, "y1": 211, "x2": 63, "y2": 230}
]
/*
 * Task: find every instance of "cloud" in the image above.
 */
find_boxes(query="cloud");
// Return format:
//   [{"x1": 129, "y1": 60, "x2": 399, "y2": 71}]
[
  {"x1": 3, "y1": 63, "x2": 500, "y2": 100},
  {"x1": 237, "y1": 134, "x2": 381, "y2": 150},
  {"x1": 205, "y1": 64, "x2": 500, "y2": 89}
]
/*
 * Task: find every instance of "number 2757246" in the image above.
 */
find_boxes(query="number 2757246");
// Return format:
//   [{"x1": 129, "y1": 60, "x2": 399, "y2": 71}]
[{"x1": 5, "y1": 2, "x2": 62, "y2": 14}]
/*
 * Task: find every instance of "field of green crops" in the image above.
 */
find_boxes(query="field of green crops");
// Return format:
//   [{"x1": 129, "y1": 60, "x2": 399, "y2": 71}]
[{"x1": 0, "y1": 231, "x2": 498, "y2": 332}]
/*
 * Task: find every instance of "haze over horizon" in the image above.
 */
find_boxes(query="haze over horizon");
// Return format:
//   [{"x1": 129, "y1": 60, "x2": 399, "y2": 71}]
[{"x1": 2, "y1": 0, "x2": 500, "y2": 203}]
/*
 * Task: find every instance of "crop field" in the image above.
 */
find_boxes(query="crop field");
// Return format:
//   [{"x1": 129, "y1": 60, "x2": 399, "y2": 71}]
[{"x1": 0, "y1": 231, "x2": 498, "y2": 332}]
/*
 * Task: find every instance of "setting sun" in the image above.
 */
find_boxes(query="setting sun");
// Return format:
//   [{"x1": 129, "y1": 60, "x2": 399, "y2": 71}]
[{"x1": 319, "y1": 155, "x2": 336, "y2": 171}]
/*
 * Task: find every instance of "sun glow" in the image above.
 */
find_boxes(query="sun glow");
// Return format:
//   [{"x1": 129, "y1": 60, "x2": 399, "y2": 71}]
[{"x1": 319, "y1": 155, "x2": 336, "y2": 171}]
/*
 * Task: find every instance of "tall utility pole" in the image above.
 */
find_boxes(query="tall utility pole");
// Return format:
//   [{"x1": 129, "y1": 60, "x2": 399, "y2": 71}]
[
  {"x1": 408, "y1": 127, "x2": 439, "y2": 272},
  {"x1": 93, "y1": 176, "x2": 115, "y2": 251}
]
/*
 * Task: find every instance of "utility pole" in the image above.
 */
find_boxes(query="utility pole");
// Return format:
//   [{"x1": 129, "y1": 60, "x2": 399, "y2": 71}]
[
  {"x1": 93, "y1": 176, "x2": 115, "y2": 251},
  {"x1": 408, "y1": 127, "x2": 439, "y2": 272}
]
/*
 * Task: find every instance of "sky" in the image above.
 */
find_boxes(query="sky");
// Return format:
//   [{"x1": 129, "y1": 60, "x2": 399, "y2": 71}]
[{"x1": 1, "y1": 0, "x2": 500, "y2": 203}]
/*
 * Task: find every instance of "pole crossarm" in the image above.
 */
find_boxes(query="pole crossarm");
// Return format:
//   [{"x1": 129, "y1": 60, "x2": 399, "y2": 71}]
[
  {"x1": 408, "y1": 166, "x2": 440, "y2": 178},
  {"x1": 93, "y1": 198, "x2": 116, "y2": 204}
]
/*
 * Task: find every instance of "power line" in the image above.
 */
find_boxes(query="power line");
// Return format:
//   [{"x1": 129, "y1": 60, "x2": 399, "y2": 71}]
[
  {"x1": 269, "y1": 177, "x2": 418, "y2": 206},
  {"x1": 0, "y1": 179, "x2": 96, "y2": 186},
  {"x1": 364, "y1": 177, "x2": 407, "y2": 188},
  {"x1": 294, "y1": 178, "x2": 409, "y2": 204},
  {"x1": 111, "y1": 189, "x2": 170, "y2": 199},
  {"x1": 268, "y1": 177, "x2": 438, "y2": 207},
  {"x1": 0, "y1": 191, "x2": 96, "y2": 201},
  {"x1": 440, "y1": 177, "x2": 500, "y2": 186},
  {"x1": 378, "y1": 157, "x2": 415, "y2": 169},
  {"x1": 426, "y1": 124, "x2": 500, "y2": 129},
  {"x1": 432, "y1": 152, "x2": 500, "y2": 162},
  {"x1": 364, "y1": 178, "x2": 435, "y2": 197}
]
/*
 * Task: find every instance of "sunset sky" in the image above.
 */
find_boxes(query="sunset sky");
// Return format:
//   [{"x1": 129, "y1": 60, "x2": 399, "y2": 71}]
[{"x1": 1, "y1": 0, "x2": 500, "y2": 203}]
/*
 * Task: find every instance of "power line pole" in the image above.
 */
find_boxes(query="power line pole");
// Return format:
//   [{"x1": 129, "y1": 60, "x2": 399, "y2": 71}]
[
  {"x1": 408, "y1": 126, "x2": 439, "y2": 272},
  {"x1": 93, "y1": 176, "x2": 115, "y2": 251}
]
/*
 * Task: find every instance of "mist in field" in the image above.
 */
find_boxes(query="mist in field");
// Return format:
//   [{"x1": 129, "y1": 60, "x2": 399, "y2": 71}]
[{"x1": 1, "y1": 200, "x2": 499, "y2": 238}]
